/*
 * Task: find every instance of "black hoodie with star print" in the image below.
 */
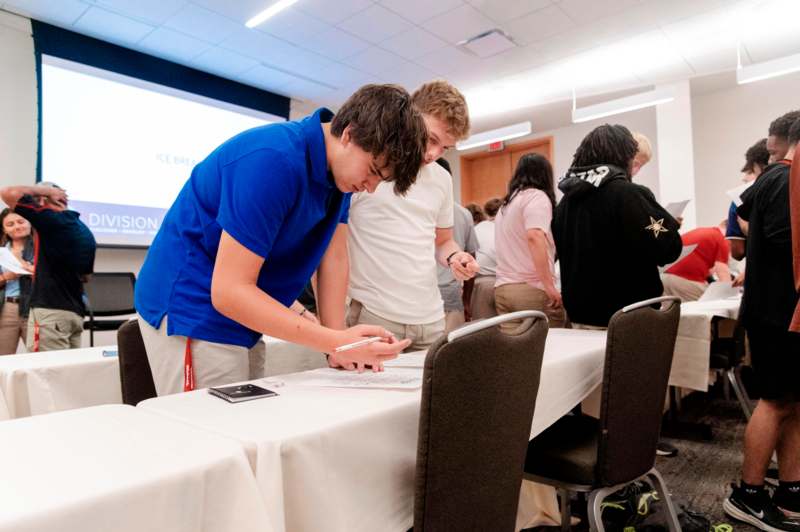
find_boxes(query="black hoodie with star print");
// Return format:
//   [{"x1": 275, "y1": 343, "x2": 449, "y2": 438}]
[{"x1": 552, "y1": 163, "x2": 682, "y2": 327}]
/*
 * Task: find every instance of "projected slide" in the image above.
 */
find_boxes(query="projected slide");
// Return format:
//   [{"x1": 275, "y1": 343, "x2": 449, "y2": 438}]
[{"x1": 41, "y1": 55, "x2": 283, "y2": 246}]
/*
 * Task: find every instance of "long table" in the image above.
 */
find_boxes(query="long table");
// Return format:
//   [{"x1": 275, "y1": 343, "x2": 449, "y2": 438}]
[
  {"x1": 0, "y1": 338, "x2": 325, "y2": 421},
  {"x1": 670, "y1": 298, "x2": 740, "y2": 391},
  {"x1": 138, "y1": 328, "x2": 607, "y2": 532},
  {"x1": 0, "y1": 404, "x2": 272, "y2": 532}
]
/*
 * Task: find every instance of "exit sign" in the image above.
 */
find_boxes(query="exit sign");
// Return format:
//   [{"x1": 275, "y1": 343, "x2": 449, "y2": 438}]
[{"x1": 488, "y1": 140, "x2": 504, "y2": 152}]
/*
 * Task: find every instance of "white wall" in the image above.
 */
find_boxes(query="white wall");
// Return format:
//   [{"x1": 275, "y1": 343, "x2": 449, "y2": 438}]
[
  {"x1": 0, "y1": 12, "x2": 36, "y2": 189},
  {"x1": 692, "y1": 70, "x2": 800, "y2": 227},
  {"x1": 445, "y1": 106, "x2": 660, "y2": 204}
]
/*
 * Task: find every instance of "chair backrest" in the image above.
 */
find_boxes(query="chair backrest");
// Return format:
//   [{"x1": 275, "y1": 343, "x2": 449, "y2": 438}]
[
  {"x1": 414, "y1": 311, "x2": 549, "y2": 532},
  {"x1": 117, "y1": 319, "x2": 156, "y2": 405},
  {"x1": 84, "y1": 272, "x2": 136, "y2": 316},
  {"x1": 596, "y1": 296, "x2": 681, "y2": 486}
]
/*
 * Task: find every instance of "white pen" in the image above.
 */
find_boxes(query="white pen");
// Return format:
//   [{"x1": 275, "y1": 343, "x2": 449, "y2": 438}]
[{"x1": 334, "y1": 336, "x2": 383, "y2": 353}]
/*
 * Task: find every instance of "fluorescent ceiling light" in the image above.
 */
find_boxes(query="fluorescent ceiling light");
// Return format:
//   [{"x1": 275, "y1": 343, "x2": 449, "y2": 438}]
[
  {"x1": 456, "y1": 121, "x2": 531, "y2": 151},
  {"x1": 737, "y1": 50, "x2": 800, "y2": 85},
  {"x1": 571, "y1": 87, "x2": 675, "y2": 124},
  {"x1": 245, "y1": 0, "x2": 300, "y2": 28}
]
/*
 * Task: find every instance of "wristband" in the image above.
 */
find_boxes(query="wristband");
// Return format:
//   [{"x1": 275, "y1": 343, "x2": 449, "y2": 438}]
[{"x1": 446, "y1": 251, "x2": 459, "y2": 266}]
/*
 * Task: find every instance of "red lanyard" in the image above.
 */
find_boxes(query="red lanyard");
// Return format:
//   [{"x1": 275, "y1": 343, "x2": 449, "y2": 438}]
[{"x1": 183, "y1": 338, "x2": 195, "y2": 391}]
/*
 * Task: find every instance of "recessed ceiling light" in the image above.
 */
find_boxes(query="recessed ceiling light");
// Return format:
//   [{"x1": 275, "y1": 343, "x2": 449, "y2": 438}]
[{"x1": 245, "y1": 0, "x2": 300, "y2": 29}]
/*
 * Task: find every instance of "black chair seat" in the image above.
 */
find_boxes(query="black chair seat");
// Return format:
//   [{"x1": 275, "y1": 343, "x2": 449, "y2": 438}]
[
  {"x1": 525, "y1": 414, "x2": 599, "y2": 486},
  {"x1": 84, "y1": 319, "x2": 128, "y2": 332}
]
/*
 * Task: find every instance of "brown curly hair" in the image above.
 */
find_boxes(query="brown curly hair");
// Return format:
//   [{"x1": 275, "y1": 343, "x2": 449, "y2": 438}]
[{"x1": 331, "y1": 84, "x2": 427, "y2": 195}]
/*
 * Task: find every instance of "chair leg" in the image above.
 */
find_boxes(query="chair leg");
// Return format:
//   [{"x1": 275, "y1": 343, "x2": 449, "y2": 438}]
[
  {"x1": 559, "y1": 488, "x2": 571, "y2": 532},
  {"x1": 587, "y1": 487, "x2": 615, "y2": 532},
  {"x1": 648, "y1": 468, "x2": 681, "y2": 532},
  {"x1": 90, "y1": 327, "x2": 94, "y2": 347},
  {"x1": 728, "y1": 367, "x2": 753, "y2": 421}
]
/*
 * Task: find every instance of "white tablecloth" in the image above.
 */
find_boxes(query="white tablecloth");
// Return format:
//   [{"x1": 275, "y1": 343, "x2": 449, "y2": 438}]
[
  {"x1": 670, "y1": 298, "x2": 740, "y2": 392},
  {"x1": 0, "y1": 346, "x2": 122, "y2": 420},
  {"x1": 0, "y1": 338, "x2": 327, "y2": 421},
  {"x1": 139, "y1": 329, "x2": 607, "y2": 532},
  {"x1": 0, "y1": 404, "x2": 271, "y2": 532}
]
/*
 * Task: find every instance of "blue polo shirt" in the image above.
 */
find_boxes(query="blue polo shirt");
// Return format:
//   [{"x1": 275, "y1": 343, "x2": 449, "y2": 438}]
[
  {"x1": 725, "y1": 201, "x2": 745, "y2": 239},
  {"x1": 135, "y1": 108, "x2": 350, "y2": 348}
]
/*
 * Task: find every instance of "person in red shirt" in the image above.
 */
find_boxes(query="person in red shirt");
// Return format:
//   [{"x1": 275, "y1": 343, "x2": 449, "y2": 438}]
[{"x1": 662, "y1": 222, "x2": 731, "y2": 301}]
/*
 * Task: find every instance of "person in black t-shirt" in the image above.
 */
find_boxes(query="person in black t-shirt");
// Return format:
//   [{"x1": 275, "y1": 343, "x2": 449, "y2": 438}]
[
  {"x1": 0, "y1": 182, "x2": 96, "y2": 351},
  {"x1": 723, "y1": 117, "x2": 800, "y2": 532}
]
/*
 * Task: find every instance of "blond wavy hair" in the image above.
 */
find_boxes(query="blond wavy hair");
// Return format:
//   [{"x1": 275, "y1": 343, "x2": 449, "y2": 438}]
[{"x1": 411, "y1": 80, "x2": 470, "y2": 141}]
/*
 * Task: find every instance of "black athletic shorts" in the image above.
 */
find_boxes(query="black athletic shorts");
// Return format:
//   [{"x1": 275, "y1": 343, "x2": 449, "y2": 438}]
[{"x1": 747, "y1": 323, "x2": 800, "y2": 402}]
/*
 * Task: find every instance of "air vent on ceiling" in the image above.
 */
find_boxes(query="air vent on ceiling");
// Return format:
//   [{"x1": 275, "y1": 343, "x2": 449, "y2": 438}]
[{"x1": 457, "y1": 29, "x2": 518, "y2": 59}]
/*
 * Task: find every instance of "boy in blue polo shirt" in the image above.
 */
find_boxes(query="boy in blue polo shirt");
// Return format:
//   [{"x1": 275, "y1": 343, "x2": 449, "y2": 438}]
[{"x1": 135, "y1": 84, "x2": 427, "y2": 395}]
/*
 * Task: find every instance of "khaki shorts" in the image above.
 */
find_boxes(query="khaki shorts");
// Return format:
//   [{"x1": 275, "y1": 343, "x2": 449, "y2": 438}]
[
  {"x1": 137, "y1": 315, "x2": 266, "y2": 396},
  {"x1": 27, "y1": 307, "x2": 84, "y2": 352},
  {"x1": 346, "y1": 300, "x2": 445, "y2": 352},
  {"x1": 494, "y1": 282, "x2": 567, "y2": 332}
]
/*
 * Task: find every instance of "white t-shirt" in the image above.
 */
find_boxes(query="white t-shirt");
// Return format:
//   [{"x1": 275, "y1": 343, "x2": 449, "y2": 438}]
[
  {"x1": 348, "y1": 163, "x2": 454, "y2": 324},
  {"x1": 474, "y1": 220, "x2": 496, "y2": 276}
]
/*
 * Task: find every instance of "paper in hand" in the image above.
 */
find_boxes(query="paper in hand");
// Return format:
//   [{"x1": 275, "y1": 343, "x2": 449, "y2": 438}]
[
  {"x1": 0, "y1": 248, "x2": 31, "y2": 275},
  {"x1": 664, "y1": 199, "x2": 691, "y2": 219},
  {"x1": 698, "y1": 281, "x2": 740, "y2": 302},
  {"x1": 726, "y1": 182, "x2": 752, "y2": 207}
]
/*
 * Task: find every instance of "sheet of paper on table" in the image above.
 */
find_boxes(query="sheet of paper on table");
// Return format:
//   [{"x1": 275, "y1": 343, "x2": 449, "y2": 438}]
[
  {"x1": 294, "y1": 367, "x2": 423, "y2": 389},
  {"x1": 659, "y1": 244, "x2": 697, "y2": 272},
  {"x1": 698, "y1": 281, "x2": 740, "y2": 302},
  {"x1": 664, "y1": 199, "x2": 691, "y2": 219},
  {"x1": 382, "y1": 350, "x2": 427, "y2": 369},
  {"x1": 0, "y1": 248, "x2": 31, "y2": 275}
]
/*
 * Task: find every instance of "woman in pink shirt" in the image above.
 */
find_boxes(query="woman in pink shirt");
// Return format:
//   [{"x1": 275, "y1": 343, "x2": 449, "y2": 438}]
[{"x1": 494, "y1": 153, "x2": 565, "y2": 329}]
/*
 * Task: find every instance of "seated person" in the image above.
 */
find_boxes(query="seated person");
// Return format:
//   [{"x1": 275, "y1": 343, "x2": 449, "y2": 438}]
[{"x1": 662, "y1": 222, "x2": 731, "y2": 301}]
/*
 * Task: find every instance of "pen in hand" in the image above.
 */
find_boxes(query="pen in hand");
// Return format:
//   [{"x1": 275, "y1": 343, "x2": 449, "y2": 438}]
[{"x1": 334, "y1": 336, "x2": 383, "y2": 353}]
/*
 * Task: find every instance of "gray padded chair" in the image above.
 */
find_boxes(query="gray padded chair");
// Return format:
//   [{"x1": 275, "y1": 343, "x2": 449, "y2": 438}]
[
  {"x1": 117, "y1": 319, "x2": 156, "y2": 406},
  {"x1": 523, "y1": 296, "x2": 682, "y2": 532},
  {"x1": 83, "y1": 272, "x2": 136, "y2": 346},
  {"x1": 413, "y1": 311, "x2": 549, "y2": 532}
]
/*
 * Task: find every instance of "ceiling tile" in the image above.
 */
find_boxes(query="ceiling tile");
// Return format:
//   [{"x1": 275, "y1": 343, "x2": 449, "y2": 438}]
[
  {"x1": 660, "y1": 8, "x2": 740, "y2": 74},
  {"x1": 189, "y1": 0, "x2": 273, "y2": 25},
  {"x1": 235, "y1": 64, "x2": 298, "y2": 92},
  {"x1": 190, "y1": 47, "x2": 259, "y2": 77},
  {"x1": 501, "y1": 5, "x2": 574, "y2": 46},
  {"x1": 345, "y1": 46, "x2": 403, "y2": 77},
  {"x1": 467, "y1": 0, "x2": 552, "y2": 24},
  {"x1": 738, "y1": 0, "x2": 800, "y2": 64},
  {"x1": 312, "y1": 63, "x2": 374, "y2": 89},
  {"x1": 256, "y1": 7, "x2": 329, "y2": 48},
  {"x1": 301, "y1": 27, "x2": 371, "y2": 61},
  {"x1": 378, "y1": 0, "x2": 463, "y2": 25},
  {"x1": 2, "y1": 0, "x2": 89, "y2": 26},
  {"x1": 298, "y1": 0, "x2": 373, "y2": 25},
  {"x1": 380, "y1": 27, "x2": 448, "y2": 60},
  {"x1": 337, "y1": 4, "x2": 412, "y2": 44},
  {"x1": 282, "y1": 77, "x2": 337, "y2": 101},
  {"x1": 221, "y1": 27, "x2": 297, "y2": 61},
  {"x1": 388, "y1": 60, "x2": 439, "y2": 91},
  {"x1": 73, "y1": 6, "x2": 155, "y2": 47},
  {"x1": 622, "y1": 30, "x2": 694, "y2": 83},
  {"x1": 557, "y1": 0, "x2": 639, "y2": 25},
  {"x1": 416, "y1": 45, "x2": 483, "y2": 76},
  {"x1": 421, "y1": 4, "x2": 495, "y2": 45},
  {"x1": 88, "y1": 0, "x2": 186, "y2": 26},
  {"x1": 138, "y1": 27, "x2": 211, "y2": 63},
  {"x1": 163, "y1": 3, "x2": 241, "y2": 44}
]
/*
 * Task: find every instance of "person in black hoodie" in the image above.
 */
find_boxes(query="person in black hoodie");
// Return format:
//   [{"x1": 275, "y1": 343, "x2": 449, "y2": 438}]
[{"x1": 552, "y1": 124, "x2": 682, "y2": 328}]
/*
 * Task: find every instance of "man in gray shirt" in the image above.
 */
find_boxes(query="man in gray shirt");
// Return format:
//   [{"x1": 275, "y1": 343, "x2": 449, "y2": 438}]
[{"x1": 436, "y1": 159, "x2": 479, "y2": 332}]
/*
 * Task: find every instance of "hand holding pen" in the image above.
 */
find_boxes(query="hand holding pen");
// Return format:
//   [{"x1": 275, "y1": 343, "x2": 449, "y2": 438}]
[{"x1": 328, "y1": 325, "x2": 409, "y2": 373}]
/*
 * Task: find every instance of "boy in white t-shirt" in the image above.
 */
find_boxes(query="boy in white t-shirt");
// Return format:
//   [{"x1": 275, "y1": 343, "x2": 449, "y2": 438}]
[{"x1": 341, "y1": 81, "x2": 478, "y2": 359}]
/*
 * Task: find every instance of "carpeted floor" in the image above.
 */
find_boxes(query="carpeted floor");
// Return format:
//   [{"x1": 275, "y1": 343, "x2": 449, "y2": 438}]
[{"x1": 527, "y1": 391, "x2": 762, "y2": 531}]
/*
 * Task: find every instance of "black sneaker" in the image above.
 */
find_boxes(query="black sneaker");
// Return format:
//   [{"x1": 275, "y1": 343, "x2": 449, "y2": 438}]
[
  {"x1": 723, "y1": 483, "x2": 800, "y2": 532},
  {"x1": 774, "y1": 487, "x2": 800, "y2": 519}
]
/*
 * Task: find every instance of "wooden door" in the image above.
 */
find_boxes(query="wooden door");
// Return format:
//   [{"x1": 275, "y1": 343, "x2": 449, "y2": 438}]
[{"x1": 460, "y1": 136, "x2": 553, "y2": 207}]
